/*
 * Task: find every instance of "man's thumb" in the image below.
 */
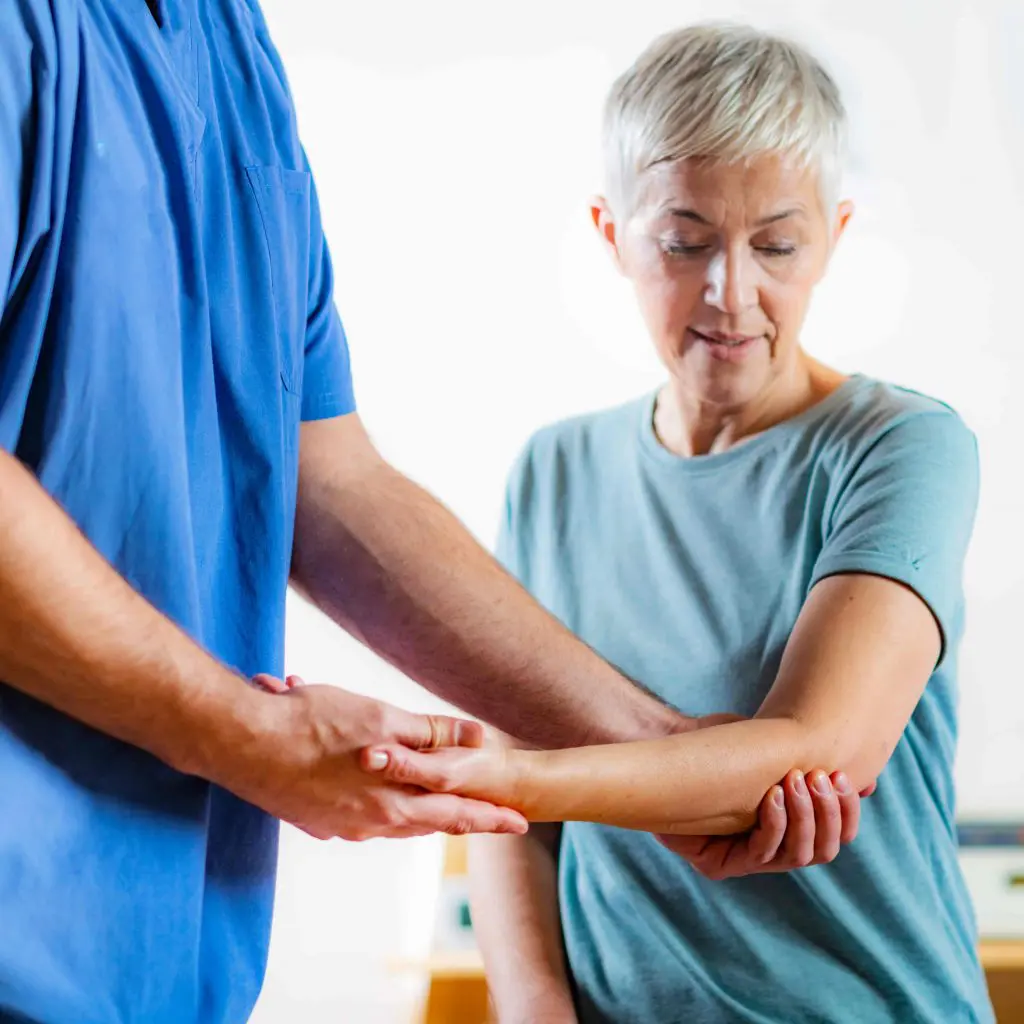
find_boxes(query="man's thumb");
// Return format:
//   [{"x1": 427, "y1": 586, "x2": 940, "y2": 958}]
[{"x1": 395, "y1": 712, "x2": 484, "y2": 750}]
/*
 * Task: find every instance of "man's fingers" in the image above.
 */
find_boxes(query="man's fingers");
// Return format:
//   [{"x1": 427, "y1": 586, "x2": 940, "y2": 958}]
[
  {"x1": 701, "y1": 837, "x2": 743, "y2": 879},
  {"x1": 252, "y1": 673, "x2": 289, "y2": 694},
  {"x1": 663, "y1": 772, "x2": 853, "y2": 880},
  {"x1": 252, "y1": 673, "x2": 304, "y2": 693},
  {"x1": 450, "y1": 718, "x2": 485, "y2": 748},
  {"x1": 712, "y1": 786, "x2": 787, "y2": 879},
  {"x1": 659, "y1": 834, "x2": 737, "y2": 880},
  {"x1": 390, "y1": 710, "x2": 484, "y2": 751},
  {"x1": 832, "y1": 772, "x2": 862, "y2": 845},
  {"x1": 747, "y1": 784, "x2": 787, "y2": 865},
  {"x1": 780, "y1": 770, "x2": 815, "y2": 867},
  {"x1": 657, "y1": 834, "x2": 713, "y2": 859},
  {"x1": 398, "y1": 793, "x2": 528, "y2": 836},
  {"x1": 666, "y1": 785, "x2": 785, "y2": 879},
  {"x1": 807, "y1": 770, "x2": 841, "y2": 863}
]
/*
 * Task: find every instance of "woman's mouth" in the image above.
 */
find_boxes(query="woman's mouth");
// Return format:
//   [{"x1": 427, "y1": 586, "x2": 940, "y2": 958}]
[{"x1": 688, "y1": 328, "x2": 764, "y2": 362}]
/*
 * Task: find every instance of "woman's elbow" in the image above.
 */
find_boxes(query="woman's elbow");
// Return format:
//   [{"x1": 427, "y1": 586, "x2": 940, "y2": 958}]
[{"x1": 792, "y1": 715, "x2": 893, "y2": 793}]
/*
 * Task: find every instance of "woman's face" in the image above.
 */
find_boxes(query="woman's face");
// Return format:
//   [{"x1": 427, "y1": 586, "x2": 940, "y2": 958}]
[{"x1": 596, "y1": 155, "x2": 852, "y2": 410}]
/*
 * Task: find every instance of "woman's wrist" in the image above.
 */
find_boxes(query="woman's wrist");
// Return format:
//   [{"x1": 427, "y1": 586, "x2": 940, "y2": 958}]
[
  {"x1": 502, "y1": 746, "x2": 536, "y2": 814},
  {"x1": 508, "y1": 746, "x2": 582, "y2": 822}
]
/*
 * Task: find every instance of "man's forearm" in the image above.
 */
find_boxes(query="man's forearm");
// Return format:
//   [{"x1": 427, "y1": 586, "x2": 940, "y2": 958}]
[
  {"x1": 0, "y1": 450, "x2": 263, "y2": 778},
  {"x1": 292, "y1": 429, "x2": 688, "y2": 749}
]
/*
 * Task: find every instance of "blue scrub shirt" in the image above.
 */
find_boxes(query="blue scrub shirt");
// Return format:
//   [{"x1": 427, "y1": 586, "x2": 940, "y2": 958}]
[{"x1": 0, "y1": 1, "x2": 355, "y2": 1020}]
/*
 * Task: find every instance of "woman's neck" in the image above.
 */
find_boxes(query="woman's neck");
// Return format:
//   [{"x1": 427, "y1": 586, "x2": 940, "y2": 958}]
[{"x1": 654, "y1": 356, "x2": 847, "y2": 458}]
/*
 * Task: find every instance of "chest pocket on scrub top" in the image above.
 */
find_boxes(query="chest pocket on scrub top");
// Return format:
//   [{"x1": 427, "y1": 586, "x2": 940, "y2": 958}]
[{"x1": 244, "y1": 164, "x2": 312, "y2": 397}]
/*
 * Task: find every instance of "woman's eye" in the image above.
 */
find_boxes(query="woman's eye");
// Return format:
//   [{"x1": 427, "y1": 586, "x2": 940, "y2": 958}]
[
  {"x1": 663, "y1": 241, "x2": 711, "y2": 256},
  {"x1": 755, "y1": 245, "x2": 796, "y2": 257}
]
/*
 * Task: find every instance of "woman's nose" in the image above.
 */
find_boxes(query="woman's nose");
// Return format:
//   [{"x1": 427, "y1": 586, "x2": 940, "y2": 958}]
[{"x1": 704, "y1": 250, "x2": 757, "y2": 314}]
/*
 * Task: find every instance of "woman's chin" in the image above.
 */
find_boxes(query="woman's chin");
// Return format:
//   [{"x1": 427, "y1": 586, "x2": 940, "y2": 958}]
[{"x1": 673, "y1": 354, "x2": 772, "y2": 410}]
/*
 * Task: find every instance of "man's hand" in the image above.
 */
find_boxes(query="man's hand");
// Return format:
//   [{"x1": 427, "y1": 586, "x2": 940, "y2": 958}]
[
  {"x1": 219, "y1": 676, "x2": 527, "y2": 841},
  {"x1": 657, "y1": 712, "x2": 872, "y2": 878},
  {"x1": 658, "y1": 769, "x2": 866, "y2": 879}
]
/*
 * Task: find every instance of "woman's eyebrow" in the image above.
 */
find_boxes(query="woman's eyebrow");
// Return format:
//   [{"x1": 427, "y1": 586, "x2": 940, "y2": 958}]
[
  {"x1": 754, "y1": 208, "x2": 805, "y2": 227},
  {"x1": 664, "y1": 207, "x2": 806, "y2": 226},
  {"x1": 667, "y1": 208, "x2": 711, "y2": 224}
]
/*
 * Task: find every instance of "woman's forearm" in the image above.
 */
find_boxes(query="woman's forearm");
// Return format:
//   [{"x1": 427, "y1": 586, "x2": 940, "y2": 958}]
[
  {"x1": 365, "y1": 573, "x2": 904, "y2": 836},
  {"x1": 470, "y1": 827, "x2": 577, "y2": 1023},
  {"x1": 510, "y1": 717, "x2": 850, "y2": 835}
]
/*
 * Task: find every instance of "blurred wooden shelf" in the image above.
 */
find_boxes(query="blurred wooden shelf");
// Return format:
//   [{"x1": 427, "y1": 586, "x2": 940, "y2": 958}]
[
  {"x1": 394, "y1": 950, "x2": 487, "y2": 1024},
  {"x1": 399, "y1": 942, "x2": 1024, "y2": 980},
  {"x1": 391, "y1": 949, "x2": 484, "y2": 980},
  {"x1": 981, "y1": 941, "x2": 1024, "y2": 970},
  {"x1": 395, "y1": 943, "x2": 1024, "y2": 1023}
]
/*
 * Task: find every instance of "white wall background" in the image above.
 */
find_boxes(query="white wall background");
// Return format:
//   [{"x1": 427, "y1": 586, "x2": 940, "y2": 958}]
[{"x1": 250, "y1": 1, "x2": 1024, "y2": 1020}]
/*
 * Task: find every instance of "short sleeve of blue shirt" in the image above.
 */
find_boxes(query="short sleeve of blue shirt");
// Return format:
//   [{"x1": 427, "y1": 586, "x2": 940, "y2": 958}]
[
  {"x1": 245, "y1": 2, "x2": 355, "y2": 421},
  {"x1": 299, "y1": 160, "x2": 356, "y2": 420},
  {"x1": 811, "y1": 410, "x2": 980, "y2": 661}
]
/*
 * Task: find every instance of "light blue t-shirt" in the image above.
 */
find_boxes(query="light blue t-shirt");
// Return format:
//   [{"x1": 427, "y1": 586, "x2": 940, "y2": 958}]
[{"x1": 497, "y1": 376, "x2": 992, "y2": 1024}]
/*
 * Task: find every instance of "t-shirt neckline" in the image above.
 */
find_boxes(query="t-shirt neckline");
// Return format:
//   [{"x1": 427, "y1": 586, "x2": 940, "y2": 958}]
[{"x1": 638, "y1": 374, "x2": 868, "y2": 473}]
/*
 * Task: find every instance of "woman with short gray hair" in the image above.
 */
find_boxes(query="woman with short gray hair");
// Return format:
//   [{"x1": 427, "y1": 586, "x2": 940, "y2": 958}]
[{"x1": 368, "y1": 23, "x2": 991, "y2": 1023}]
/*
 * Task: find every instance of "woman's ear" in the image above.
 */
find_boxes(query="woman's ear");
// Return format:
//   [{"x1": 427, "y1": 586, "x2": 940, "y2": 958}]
[
  {"x1": 589, "y1": 195, "x2": 627, "y2": 275},
  {"x1": 831, "y1": 199, "x2": 854, "y2": 249},
  {"x1": 818, "y1": 199, "x2": 855, "y2": 281}
]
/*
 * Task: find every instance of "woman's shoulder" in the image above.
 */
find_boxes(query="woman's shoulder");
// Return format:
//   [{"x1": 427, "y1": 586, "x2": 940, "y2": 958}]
[
  {"x1": 516, "y1": 395, "x2": 649, "y2": 467},
  {"x1": 503, "y1": 395, "x2": 650, "y2": 501},
  {"x1": 819, "y1": 375, "x2": 975, "y2": 454},
  {"x1": 842, "y1": 375, "x2": 963, "y2": 417},
  {"x1": 813, "y1": 377, "x2": 978, "y2": 502}
]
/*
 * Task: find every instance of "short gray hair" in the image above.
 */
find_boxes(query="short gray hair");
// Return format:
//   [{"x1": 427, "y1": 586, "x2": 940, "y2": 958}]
[{"x1": 603, "y1": 23, "x2": 847, "y2": 216}]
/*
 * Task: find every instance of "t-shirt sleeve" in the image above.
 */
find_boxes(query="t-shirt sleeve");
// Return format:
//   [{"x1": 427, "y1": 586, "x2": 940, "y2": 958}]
[
  {"x1": 0, "y1": 1, "x2": 56, "y2": 317},
  {"x1": 810, "y1": 410, "x2": 980, "y2": 662},
  {"x1": 299, "y1": 157, "x2": 356, "y2": 421},
  {"x1": 494, "y1": 488, "x2": 520, "y2": 579},
  {"x1": 494, "y1": 443, "x2": 535, "y2": 581}
]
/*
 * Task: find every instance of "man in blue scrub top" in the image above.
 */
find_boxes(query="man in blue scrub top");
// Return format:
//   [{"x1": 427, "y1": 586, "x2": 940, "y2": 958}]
[{"x1": 0, "y1": 2, "x2": 862, "y2": 1022}]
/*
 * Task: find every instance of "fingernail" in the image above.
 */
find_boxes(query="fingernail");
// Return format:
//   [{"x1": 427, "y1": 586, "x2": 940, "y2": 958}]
[
  {"x1": 366, "y1": 751, "x2": 389, "y2": 771},
  {"x1": 772, "y1": 787, "x2": 785, "y2": 809},
  {"x1": 834, "y1": 772, "x2": 850, "y2": 794},
  {"x1": 812, "y1": 772, "x2": 832, "y2": 797},
  {"x1": 793, "y1": 774, "x2": 808, "y2": 797}
]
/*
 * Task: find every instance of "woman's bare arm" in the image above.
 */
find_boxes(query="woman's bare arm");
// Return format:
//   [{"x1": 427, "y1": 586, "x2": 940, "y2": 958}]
[
  {"x1": 366, "y1": 572, "x2": 938, "y2": 833},
  {"x1": 470, "y1": 826, "x2": 576, "y2": 1024}
]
